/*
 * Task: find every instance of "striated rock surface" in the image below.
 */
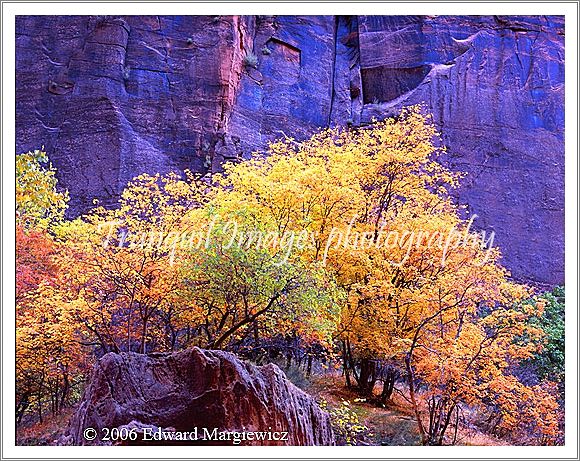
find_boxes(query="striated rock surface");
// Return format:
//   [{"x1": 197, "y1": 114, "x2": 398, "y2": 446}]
[
  {"x1": 67, "y1": 348, "x2": 334, "y2": 445},
  {"x1": 15, "y1": 15, "x2": 564, "y2": 286}
]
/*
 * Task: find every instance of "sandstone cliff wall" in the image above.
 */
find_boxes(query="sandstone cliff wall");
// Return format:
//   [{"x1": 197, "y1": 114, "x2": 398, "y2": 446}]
[{"x1": 15, "y1": 15, "x2": 564, "y2": 286}]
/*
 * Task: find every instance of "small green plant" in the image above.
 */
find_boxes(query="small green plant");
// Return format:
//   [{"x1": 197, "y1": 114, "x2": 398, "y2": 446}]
[
  {"x1": 202, "y1": 141, "x2": 212, "y2": 169},
  {"x1": 261, "y1": 45, "x2": 272, "y2": 56},
  {"x1": 521, "y1": 286, "x2": 565, "y2": 385},
  {"x1": 203, "y1": 154, "x2": 212, "y2": 170},
  {"x1": 123, "y1": 66, "x2": 131, "y2": 80},
  {"x1": 243, "y1": 51, "x2": 259, "y2": 69},
  {"x1": 319, "y1": 398, "x2": 370, "y2": 445},
  {"x1": 371, "y1": 97, "x2": 380, "y2": 105}
]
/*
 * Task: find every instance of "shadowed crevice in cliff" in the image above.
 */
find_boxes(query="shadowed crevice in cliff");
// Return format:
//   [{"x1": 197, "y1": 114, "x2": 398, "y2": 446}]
[{"x1": 361, "y1": 65, "x2": 432, "y2": 103}]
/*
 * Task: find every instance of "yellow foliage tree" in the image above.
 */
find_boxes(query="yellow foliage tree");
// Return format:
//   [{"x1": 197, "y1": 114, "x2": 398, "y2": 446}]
[
  {"x1": 213, "y1": 105, "x2": 560, "y2": 444},
  {"x1": 15, "y1": 110, "x2": 561, "y2": 445}
]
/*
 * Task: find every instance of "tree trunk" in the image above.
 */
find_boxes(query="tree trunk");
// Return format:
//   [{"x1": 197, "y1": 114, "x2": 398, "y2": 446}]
[
  {"x1": 16, "y1": 393, "x2": 30, "y2": 425},
  {"x1": 37, "y1": 390, "x2": 43, "y2": 424},
  {"x1": 377, "y1": 368, "x2": 397, "y2": 406},
  {"x1": 405, "y1": 353, "x2": 427, "y2": 445},
  {"x1": 426, "y1": 396, "x2": 457, "y2": 445},
  {"x1": 60, "y1": 372, "x2": 70, "y2": 412},
  {"x1": 341, "y1": 341, "x2": 352, "y2": 387},
  {"x1": 140, "y1": 318, "x2": 149, "y2": 354},
  {"x1": 357, "y1": 358, "x2": 377, "y2": 397},
  {"x1": 285, "y1": 350, "x2": 292, "y2": 369}
]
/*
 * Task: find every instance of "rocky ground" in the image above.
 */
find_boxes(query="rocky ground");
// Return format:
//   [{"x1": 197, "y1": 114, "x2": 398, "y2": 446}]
[{"x1": 16, "y1": 353, "x2": 508, "y2": 446}]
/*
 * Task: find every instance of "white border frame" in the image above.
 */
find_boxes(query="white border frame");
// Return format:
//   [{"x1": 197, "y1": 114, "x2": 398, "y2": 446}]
[{"x1": 2, "y1": 2, "x2": 578, "y2": 459}]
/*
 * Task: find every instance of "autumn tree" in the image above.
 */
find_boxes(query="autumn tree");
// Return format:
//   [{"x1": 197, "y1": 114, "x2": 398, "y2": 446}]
[
  {"x1": 17, "y1": 284, "x2": 87, "y2": 423},
  {"x1": 211, "y1": 106, "x2": 561, "y2": 444},
  {"x1": 16, "y1": 149, "x2": 83, "y2": 423},
  {"x1": 16, "y1": 149, "x2": 68, "y2": 227},
  {"x1": 212, "y1": 106, "x2": 464, "y2": 394},
  {"x1": 56, "y1": 167, "x2": 341, "y2": 360},
  {"x1": 58, "y1": 172, "x2": 209, "y2": 354},
  {"x1": 177, "y1": 213, "x2": 340, "y2": 354},
  {"x1": 15, "y1": 109, "x2": 562, "y2": 445},
  {"x1": 16, "y1": 149, "x2": 68, "y2": 305}
]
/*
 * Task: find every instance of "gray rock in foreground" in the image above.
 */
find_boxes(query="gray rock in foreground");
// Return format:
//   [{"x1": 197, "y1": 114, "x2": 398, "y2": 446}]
[{"x1": 67, "y1": 348, "x2": 334, "y2": 445}]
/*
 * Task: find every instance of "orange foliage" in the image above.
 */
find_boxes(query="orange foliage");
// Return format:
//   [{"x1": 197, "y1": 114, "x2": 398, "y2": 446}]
[{"x1": 15, "y1": 110, "x2": 562, "y2": 445}]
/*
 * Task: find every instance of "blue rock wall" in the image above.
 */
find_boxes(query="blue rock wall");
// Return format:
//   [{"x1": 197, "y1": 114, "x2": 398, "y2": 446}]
[{"x1": 15, "y1": 15, "x2": 564, "y2": 286}]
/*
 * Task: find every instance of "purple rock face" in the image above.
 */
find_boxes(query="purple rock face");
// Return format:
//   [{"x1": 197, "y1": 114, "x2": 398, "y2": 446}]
[
  {"x1": 67, "y1": 348, "x2": 334, "y2": 445},
  {"x1": 15, "y1": 15, "x2": 564, "y2": 287}
]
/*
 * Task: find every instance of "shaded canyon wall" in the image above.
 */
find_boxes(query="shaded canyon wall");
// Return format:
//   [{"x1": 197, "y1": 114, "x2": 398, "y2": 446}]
[{"x1": 15, "y1": 15, "x2": 565, "y2": 286}]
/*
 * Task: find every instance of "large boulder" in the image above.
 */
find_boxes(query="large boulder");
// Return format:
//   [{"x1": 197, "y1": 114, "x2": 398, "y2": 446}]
[{"x1": 67, "y1": 348, "x2": 334, "y2": 445}]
